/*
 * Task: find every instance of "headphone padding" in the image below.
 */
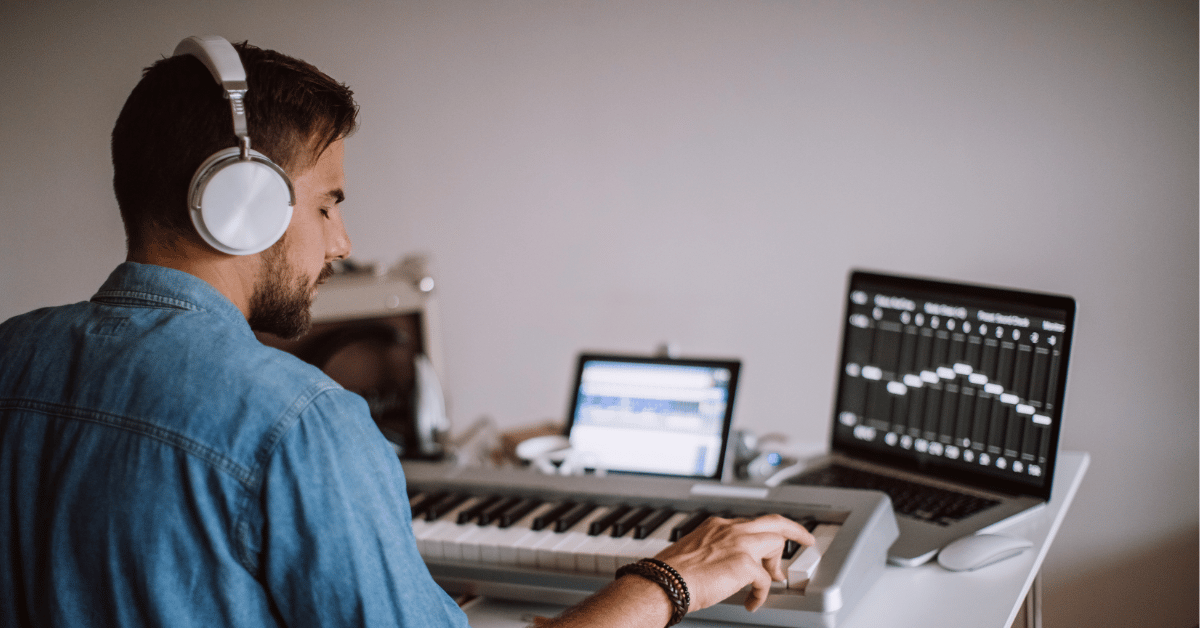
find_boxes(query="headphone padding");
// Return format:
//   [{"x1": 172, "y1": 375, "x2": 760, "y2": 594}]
[{"x1": 189, "y1": 148, "x2": 294, "y2": 255}]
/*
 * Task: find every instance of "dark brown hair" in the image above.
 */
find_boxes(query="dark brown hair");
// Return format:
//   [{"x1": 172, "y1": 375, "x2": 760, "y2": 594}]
[{"x1": 111, "y1": 41, "x2": 358, "y2": 254}]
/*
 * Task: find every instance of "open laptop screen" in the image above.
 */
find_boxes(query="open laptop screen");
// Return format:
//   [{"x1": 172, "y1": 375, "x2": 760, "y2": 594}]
[
  {"x1": 833, "y1": 271, "x2": 1075, "y2": 499},
  {"x1": 564, "y1": 354, "x2": 740, "y2": 479}
]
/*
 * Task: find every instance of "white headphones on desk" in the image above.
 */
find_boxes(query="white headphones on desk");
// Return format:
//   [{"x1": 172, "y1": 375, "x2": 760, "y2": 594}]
[{"x1": 174, "y1": 35, "x2": 295, "y2": 255}]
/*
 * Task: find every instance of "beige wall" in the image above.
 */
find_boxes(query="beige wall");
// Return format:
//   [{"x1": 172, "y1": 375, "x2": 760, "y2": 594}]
[{"x1": 1, "y1": 1, "x2": 1195, "y2": 625}]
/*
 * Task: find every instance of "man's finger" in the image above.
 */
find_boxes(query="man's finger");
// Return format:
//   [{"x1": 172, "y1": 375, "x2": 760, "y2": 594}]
[
  {"x1": 756, "y1": 538, "x2": 785, "y2": 581},
  {"x1": 743, "y1": 569, "x2": 773, "y2": 612},
  {"x1": 762, "y1": 553, "x2": 785, "y2": 581},
  {"x1": 734, "y1": 514, "x2": 816, "y2": 546}
]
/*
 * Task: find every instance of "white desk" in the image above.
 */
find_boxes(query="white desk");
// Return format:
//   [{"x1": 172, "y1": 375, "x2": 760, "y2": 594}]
[
  {"x1": 835, "y1": 450, "x2": 1089, "y2": 628},
  {"x1": 460, "y1": 451, "x2": 1090, "y2": 628}
]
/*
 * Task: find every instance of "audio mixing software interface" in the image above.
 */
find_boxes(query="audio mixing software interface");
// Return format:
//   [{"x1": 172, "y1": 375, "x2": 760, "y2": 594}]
[
  {"x1": 565, "y1": 356, "x2": 739, "y2": 479},
  {"x1": 833, "y1": 274, "x2": 1074, "y2": 490}
]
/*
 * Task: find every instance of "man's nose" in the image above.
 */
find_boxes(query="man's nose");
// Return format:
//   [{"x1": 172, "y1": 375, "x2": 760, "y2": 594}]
[{"x1": 326, "y1": 215, "x2": 352, "y2": 261}]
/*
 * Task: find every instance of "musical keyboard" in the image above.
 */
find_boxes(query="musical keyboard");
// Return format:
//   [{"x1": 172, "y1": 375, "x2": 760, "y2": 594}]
[{"x1": 403, "y1": 463, "x2": 899, "y2": 628}]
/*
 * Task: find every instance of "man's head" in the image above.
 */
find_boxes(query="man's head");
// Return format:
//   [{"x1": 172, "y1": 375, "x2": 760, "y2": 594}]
[
  {"x1": 247, "y1": 137, "x2": 349, "y2": 339},
  {"x1": 112, "y1": 40, "x2": 359, "y2": 338}
]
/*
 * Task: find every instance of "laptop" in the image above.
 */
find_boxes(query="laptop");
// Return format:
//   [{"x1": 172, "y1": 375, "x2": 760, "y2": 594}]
[
  {"x1": 784, "y1": 270, "x2": 1076, "y2": 566},
  {"x1": 562, "y1": 353, "x2": 741, "y2": 480}
]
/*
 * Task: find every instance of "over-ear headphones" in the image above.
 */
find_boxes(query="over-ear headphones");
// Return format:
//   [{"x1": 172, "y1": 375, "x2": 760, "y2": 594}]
[{"x1": 173, "y1": 35, "x2": 295, "y2": 256}]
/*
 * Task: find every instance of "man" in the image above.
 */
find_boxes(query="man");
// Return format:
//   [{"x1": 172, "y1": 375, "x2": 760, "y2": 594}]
[{"x1": 0, "y1": 38, "x2": 812, "y2": 627}]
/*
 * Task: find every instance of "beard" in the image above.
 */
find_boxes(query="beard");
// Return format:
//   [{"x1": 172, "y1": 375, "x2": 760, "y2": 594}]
[{"x1": 247, "y1": 238, "x2": 334, "y2": 340}]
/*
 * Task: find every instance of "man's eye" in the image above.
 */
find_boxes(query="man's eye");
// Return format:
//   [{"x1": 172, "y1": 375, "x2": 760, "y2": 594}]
[{"x1": 320, "y1": 208, "x2": 331, "y2": 218}]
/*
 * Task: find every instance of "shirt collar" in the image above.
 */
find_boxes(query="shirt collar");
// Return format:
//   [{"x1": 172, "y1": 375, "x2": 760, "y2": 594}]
[{"x1": 91, "y1": 262, "x2": 252, "y2": 333}]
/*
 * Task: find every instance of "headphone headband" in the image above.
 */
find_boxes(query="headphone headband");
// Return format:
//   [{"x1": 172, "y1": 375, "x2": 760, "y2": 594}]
[
  {"x1": 173, "y1": 35, "x2": 250, "y2": 145},
  {"x1": 172, "y1": 35, "x2": 295, "y2": 256}
]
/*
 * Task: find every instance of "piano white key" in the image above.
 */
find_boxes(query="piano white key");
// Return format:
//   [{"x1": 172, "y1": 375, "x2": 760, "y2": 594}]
[
  {"x1": 410, "y1": 516, "x2": 433, "y2": 549},
  {"x1": 594, "y1": 531, "x2": 639, "y2": 574},
  {"x1": 474, "y1": 522, "x2": 518, "y2": 564},
  {"x1": 787, "y1": 523, "x2": 841, "y2": 590},
  {"x1": 414, "y1": 497, "x2": 473, "y2": 559},
  {"x1": 542, "y1": 506, "x2": 614, "y2": 570},
  {"x1": 612, "y1": 535, "x2": 654, "y2": 571},
  {"x1": 571, "y1": 516, "x2": 639, "y2": 575},
  {"x1": 812, "y1": 522, "x2": 838, "y2": 553},
  {"x1": 411, "y1": 498, "x2": 450, "y2": 554},
  {"x1": 515, "y1": 502, "x2": 577, "y2": 567},
  {"x1": 448, "y1": 496, "x2": 508, "y2": 562},
  {"x1": 417, "y1": 496, "x2": 490, "y2": 560},
  {"x1": 480, "y1": 502, "x2": 557, "y2": 565},
  {"x1": 517, "y1": 527, "x2": 562, "y2": 567},
  {"x1": 407, "y1": 492, "x2": 449, "y2": 544},
  {"x1": 451, "y1": 497, "x2": 526, "y2": 562},
  {"x1": 776, "y1": 546, "x2": 812, "y2": 591},
  {"x1": 568, "y1": 530, "x2": 611, "y2": 574},
  {"x1": 551, "y1": 507, "x2": 617, "y2": 571},
  {"x1": 446, "y1": 520, "x2": 489, "y2": 562}
]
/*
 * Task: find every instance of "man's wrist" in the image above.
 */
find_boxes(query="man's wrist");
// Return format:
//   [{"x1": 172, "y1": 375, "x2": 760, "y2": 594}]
[
  {"x1": 615, "y1": 559, "x2": 690, "y2": 627},
  {"x1": 611, "y1": 569, "x2": 675, "y2": 627}
]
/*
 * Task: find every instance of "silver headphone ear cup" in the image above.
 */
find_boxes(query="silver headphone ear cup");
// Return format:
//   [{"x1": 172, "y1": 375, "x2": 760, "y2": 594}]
[{"x1": 189, "y1": 148, "x2": 295, "y2": 255}]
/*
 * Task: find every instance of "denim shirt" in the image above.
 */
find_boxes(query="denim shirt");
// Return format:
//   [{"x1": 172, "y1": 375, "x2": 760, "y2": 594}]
[{"x1": 0, "y1": 262, "x2": 469, "y2": 627}]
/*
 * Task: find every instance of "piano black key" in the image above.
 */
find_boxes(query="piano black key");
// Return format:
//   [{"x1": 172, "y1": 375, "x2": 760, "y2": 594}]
[
  {"x1": 499, "y1": 498, "x2": 543, "y2": 528},
  {"x1": 588, "y1": 504, "x2": 632, "y2": 536},
  {"x1": 478, "y1": 496, "x2": 524, "y2": 526},
  {"x1": 633, "y1": 507, "x2": 676, "y2": 540},
  {"x1": 781, "y1": 513, "x2": 817, "y2": 530},
  {"x1": 555, "y1": 503, "x2": 598, "y2": 533},
  {"x1": 610, "y1": 505, "x2": 654, "y2": 537},
  {"x1": 457, "y1": 494, "x2": 504, "y2": 524},
  {"x1": 531, "y1": 501, "x2": 575, "y2": 531},
  {"x1": 670, "y1": 509, "x2": 710, "y2": 542},
  {"x1": 407, "y1": 490, "x2": 428, "y2": 510},
  {"x1": 782, "y1": 539, "x2": 801, "y2": 559},
  {"x1": 544, "y1": 506, "x2": 617, "y2": 571},
  {"x1": 426, "y1": 493, "x2": 471, "y2": 521},
  {"x1": 411, "y1": 491, "x2": 448, "y2": 520}
]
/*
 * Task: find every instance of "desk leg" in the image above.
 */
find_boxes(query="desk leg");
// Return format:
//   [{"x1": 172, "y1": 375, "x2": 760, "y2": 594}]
[{"x1": 1022, "y1": 571, "x2": 1043, "y2": 628}]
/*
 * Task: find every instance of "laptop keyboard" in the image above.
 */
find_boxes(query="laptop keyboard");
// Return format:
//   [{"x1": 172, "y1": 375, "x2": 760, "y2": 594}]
[{"x1": 791, "y1": 465, "x2": 999, "y2": 526}]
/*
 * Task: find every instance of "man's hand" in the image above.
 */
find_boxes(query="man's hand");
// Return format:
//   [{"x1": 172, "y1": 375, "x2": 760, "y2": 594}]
[
  {"x1": 653, "y1": 514, "x2": 815, "y2": 612},
  {"x1": 535, "y1": 514, "x2": 816, "y2": 628}
]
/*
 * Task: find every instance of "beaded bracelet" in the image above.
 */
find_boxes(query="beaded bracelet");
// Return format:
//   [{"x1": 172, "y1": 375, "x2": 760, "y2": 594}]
[{"x1": 615, "y1": 558, "x2": 690, "y2": 627}]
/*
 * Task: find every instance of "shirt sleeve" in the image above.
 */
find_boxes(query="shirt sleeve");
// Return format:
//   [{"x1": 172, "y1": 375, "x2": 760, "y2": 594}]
[{"x1": 252, "y1": 387, "x2": 470, "y2": 627}]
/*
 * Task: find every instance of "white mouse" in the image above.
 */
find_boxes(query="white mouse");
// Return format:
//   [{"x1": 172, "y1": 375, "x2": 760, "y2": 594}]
[{"x1": 936, "y1": 533, "x2": 1033, "y2": 572}]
